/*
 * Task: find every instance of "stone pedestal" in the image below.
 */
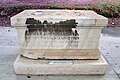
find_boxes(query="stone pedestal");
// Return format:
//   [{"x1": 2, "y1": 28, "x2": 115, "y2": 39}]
[{"x1": 11, "y1": 10, "x2": 108, "y2": 75}]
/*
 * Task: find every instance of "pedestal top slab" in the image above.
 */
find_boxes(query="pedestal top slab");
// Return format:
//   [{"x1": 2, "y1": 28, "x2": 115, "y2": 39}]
[{"x1": 11, "y1": 9, "x2": 108, "y2": 27}]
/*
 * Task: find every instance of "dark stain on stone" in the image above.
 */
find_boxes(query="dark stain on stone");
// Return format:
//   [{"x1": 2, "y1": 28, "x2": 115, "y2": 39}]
[
  {"x1": 8, "y1": 30, "x2": 10, "y2": 32},
  {"x1": 27, "y1": 76, "x2": 31, "y2": 78},
  {"x1": 115, "y1": 63, "x2": 117, "y2": 65},
  {"x1": 116, "y1": 46, "x2": 119, "y2": 48},
  {"x1": 107, "y1": 53, "x2": 109, "y2": 54},
  {"x1": 29, "y1": 52, "x2": 33, "y2": 54}
]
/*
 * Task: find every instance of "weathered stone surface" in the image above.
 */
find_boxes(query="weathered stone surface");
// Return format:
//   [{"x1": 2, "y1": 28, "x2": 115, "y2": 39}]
[
  {"x1": 21, "y1": 49, "x2": 100, "y2": 59},
  {"x1": 11, "y1": 10, "x2": 108, "y2": 59},
  {"x1": 11, "y1": 10, "x2": 108, "y2": 75},
  {"x1": 14, "y1": 54, "x2": 107, "y2": 75},
  {"x1": 11, "y1": 10, "x2": 108, "y2": 27}
]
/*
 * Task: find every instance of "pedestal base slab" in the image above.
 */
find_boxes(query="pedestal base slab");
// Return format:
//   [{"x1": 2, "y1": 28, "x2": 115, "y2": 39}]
[{"x1": 14, "y1": 55, "x2": 107, "y2": 75}]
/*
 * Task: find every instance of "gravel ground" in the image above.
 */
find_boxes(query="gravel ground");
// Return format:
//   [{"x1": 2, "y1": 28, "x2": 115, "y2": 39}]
[{"x1": 108, "y1": 18, "x2": 120, "y2": 27}]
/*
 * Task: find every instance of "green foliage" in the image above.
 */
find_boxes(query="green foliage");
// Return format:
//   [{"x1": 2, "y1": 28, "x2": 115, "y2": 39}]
[{"x1": 101, "y1": 3, "x2": 109, "y2": 8}]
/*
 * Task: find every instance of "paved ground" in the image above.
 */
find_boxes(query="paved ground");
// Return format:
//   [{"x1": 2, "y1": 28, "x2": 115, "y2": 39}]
[{"x1": 0, "y1": 27, "x2": 120, "y2": 80}]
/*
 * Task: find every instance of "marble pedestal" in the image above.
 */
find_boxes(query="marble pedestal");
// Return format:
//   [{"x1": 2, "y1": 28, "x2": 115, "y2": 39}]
[{"x1": 11, "y1": 10, "x2": 108, "y2": 75}]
